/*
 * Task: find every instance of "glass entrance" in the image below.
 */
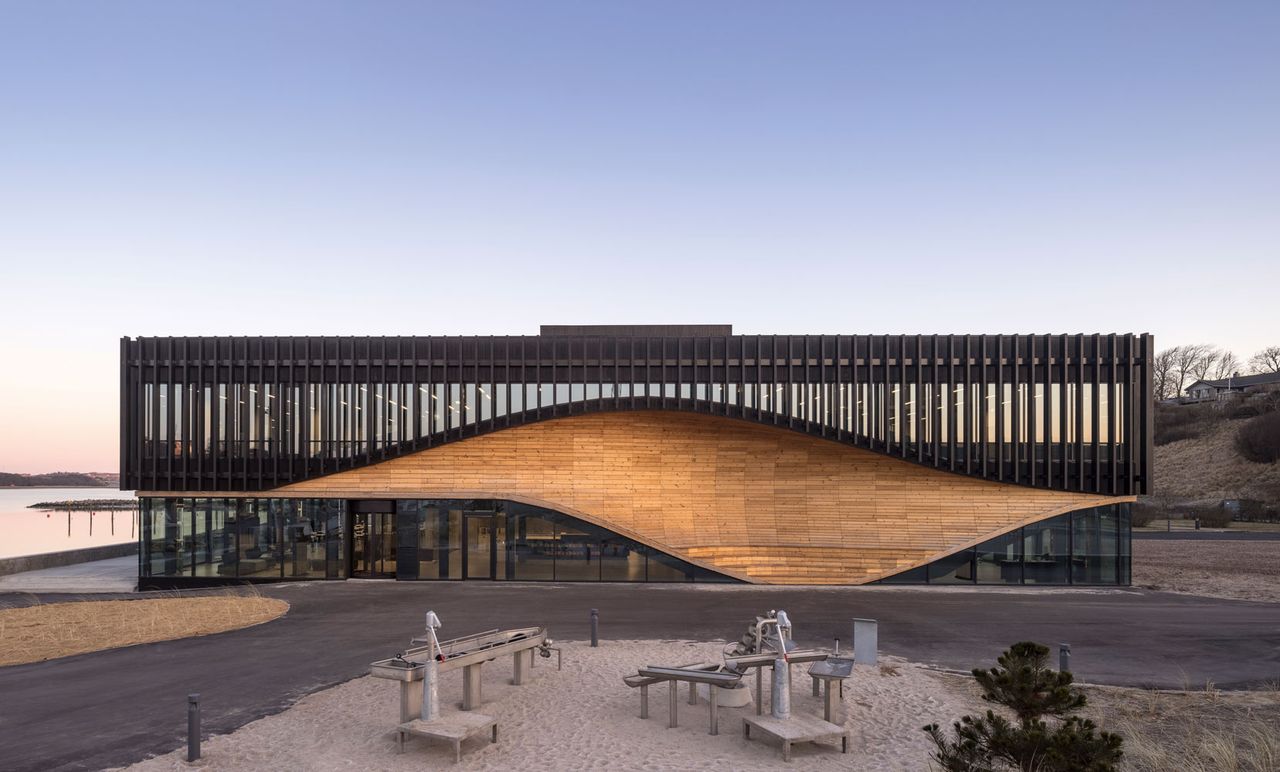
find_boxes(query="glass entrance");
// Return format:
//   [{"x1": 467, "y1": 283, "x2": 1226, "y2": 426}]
[
  {"x1": 351, "y1": 512, "x2": 396, "y2": 578},
  {"x1": 463, "y1": 512, "x2": 506, "y2": 579}
]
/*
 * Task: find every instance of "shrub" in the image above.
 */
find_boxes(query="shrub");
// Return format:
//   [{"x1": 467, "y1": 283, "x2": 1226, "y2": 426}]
[
  {"x1": 1154, "y1": 404, "x2": 1215, "y2": 446},
  {"x1": 1191, "y1": 505, "x2": 1232, "y2": 528},
  {"x1": 925, "y1": 642, "x2": 1123, "y2": 771},
  {"x1": 1130, "y1": 502, "x2": 1160, "y2": 527},
  {"x1": 1235, "y1": 412, "x2": 1280, "y2": 464}
]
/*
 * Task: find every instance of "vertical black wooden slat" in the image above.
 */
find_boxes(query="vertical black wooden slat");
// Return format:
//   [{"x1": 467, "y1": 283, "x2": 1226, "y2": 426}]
[
  {"x1": 915, "y1": 334, "x2": 924, "y2": 464},
  {"x1": 1075, "y1": 335, "x2": 1085, "y2": 491},
  {"x1": 181, "y1": 338, "x2": 190, "y2": 491},
  {"x1": 241, "y1": 337, "x2": 250, "y2": 491},
  {"x1": 1026, "y1": 335, "x2": 1036, "y2": 486},
  {"x1": 1125, "y1": 334, "x2": 1137, "y2": 495},
  {"x1": 252, "y1": 338, "x2": 262, "y2": 490},
  {"x1": 931, "y1": 335, "x2": 941, "y2": 468},
  {"x1": 1059, "y1": 334, "x2": 1070, "y2": 490},
  {"x1": 851, "y1": 336, "x2": 862, "y2": 445},
  {"x1": 747, "y1": 335, "x2": 757, "y2": 422},
  {"x1": 1107, "y1": 333, "x2": 1119, "y2": 493},
  {"x1": 881, "y1": 336, "x2": 889, "y2": 451},
  {"x1": 979, "y1": 336, "x2": 989, "y2": 477},
  {"x1": 1091, "y1": 333, "x2": 1101, "y2": 494},
  {"x1": 806, "y1": 336, "x2": 814, "y2": 435},
  {"x1": 164, "y1": 338, "x2": 174, "y2": 491},
  {"x1": 1140, "y1": 333, "x2": 1154, "y2": 496},
  {"x1": 119, "y1": 338, "x2": 130, "y2": 489},
  {"x1": 274, "y1": 337, "x2": 283, "y2": 487},
  {"x1": 1045, "y1": 335, "x2": 1054, "y2": 490},
  {"x1": 946, "y1": 335, "x2": 955, "y2": 470},
  {"x1": 411, "y1": 337, "x2": 421, "y2": 446},
  {"x1": 1011, "y1": 336, "x2": 1022, "y2": 484},
  {"x1": 995, "y1": 336, "x2": 1004, "y2": 482},
  {"x1": 962, "y1": 336, "x2": 972, "y2": 474},
  {"x1": 834, "y1": 336, "x2": 844, "y2": 441},
  {"x1": 368, "y1": 337, "x2": 376, "y2": 453}
]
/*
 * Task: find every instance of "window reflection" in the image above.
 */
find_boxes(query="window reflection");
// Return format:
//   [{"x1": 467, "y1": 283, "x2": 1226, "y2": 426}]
[{"x1": 878, "y1": 504, "x2": 1130, "y2": 586}]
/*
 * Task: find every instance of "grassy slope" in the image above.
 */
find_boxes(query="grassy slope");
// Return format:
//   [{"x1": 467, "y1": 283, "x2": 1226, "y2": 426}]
[{"x1": 1150, "y1": 419, "x2": 1280, "y2": 503}]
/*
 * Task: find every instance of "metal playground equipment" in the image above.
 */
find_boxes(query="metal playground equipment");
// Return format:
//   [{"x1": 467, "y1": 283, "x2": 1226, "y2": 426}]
[
  {"x1": 623, "y1": 609, "x2": 852, "y2": 760},
  {"x1": 370, "y1": 611, "x2": 559, "y2": 762}
]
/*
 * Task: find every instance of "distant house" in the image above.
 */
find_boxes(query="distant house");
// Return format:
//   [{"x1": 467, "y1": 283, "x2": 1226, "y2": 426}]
[{"x1": 1184, "y1": 371, "x2": 1280, "y2": 402}]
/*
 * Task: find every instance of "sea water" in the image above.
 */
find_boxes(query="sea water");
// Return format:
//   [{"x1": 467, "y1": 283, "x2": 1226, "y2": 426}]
[{"x1": 0, "y1": 487, "x2": 137, "y2": 559}]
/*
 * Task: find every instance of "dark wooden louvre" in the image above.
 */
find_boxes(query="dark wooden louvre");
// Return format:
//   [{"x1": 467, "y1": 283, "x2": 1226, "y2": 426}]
[{"x1": 120, "y1": 333, "x2": 1154, "y2": 497}]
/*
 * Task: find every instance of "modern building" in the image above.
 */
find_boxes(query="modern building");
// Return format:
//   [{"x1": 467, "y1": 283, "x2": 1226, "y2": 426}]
[{"x1": 123, "y1": 326, "x2": 1153, "y2": 589}]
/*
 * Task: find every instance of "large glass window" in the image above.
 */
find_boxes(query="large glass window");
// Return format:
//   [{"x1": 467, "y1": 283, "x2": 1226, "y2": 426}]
[
  {"x1": 1021, "y1": 516, "x2": 1071, "y2": 584},
  {"x1": 927, "y1": 549, "x2": 974, "y2": 584},
  {"x1": 1072, "y1": 504, "x2": 1119, "y2": 584},
  {"x1": 975, "y1": 530, "x2": 1023, "y2": 584},
  {"x1": 140, "y1": 496, "x2": 734, "y2": 585},
  {"x1": 508, "y1": 505, "x2": 557, "y2": 580},
  {"x1": 877, "y1": 504, "x2": 1131, "y2": 586}
]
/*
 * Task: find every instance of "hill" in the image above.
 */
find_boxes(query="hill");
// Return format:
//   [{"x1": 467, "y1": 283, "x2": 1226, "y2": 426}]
[
  {"x1": 1149, "y1": 405, "x2": 1280, "y2": 506},
  {"x1": 0, "y1": 472, "x2": 111, "y2": 488}
]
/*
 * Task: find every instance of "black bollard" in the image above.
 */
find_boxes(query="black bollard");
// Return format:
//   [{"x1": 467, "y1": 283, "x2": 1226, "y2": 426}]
[
  {"x1": 590, "y1": 608, "x2": 599, "y2": 647},
  {"x1": 1059, "y1": 643, "x2": 1071, "y2": 673},
  {"x1": 187, "y1": 693, "x2": 201, "y2": 761}
]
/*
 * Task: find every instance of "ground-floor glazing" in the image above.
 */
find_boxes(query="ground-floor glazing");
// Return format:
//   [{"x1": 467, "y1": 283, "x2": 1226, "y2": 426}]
[
  {"x1": 877, "y1": 503, "x2": 1131, "y2": 585},
  {"x1": 138, "y1": 497, "x2": 732, "y2": 587}
]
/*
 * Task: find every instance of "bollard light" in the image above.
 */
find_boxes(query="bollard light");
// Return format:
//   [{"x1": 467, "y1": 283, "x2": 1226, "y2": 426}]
[
  {"x1": 590, "y1": 608, "x2": 599, "y2": 647},
  {"x1": 1059, "y1": 643, "x2": 1071, "y2": 673},
  {"x1": 187, "y1": 693, "x2": 201, "y2": 762}
]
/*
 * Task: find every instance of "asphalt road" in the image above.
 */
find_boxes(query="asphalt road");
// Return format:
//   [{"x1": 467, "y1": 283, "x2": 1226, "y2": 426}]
[{"x1": 1, "y1": 582, "x2": 1278, "y2": 772}]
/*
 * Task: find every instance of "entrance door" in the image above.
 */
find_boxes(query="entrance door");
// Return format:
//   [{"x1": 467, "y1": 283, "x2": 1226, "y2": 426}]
[
  {"x1": 462, "y1": 512, "x2": 506, "y2": 579},
  {"x1": 351, "y1": 512, "x2": 396, "y2": 578}
]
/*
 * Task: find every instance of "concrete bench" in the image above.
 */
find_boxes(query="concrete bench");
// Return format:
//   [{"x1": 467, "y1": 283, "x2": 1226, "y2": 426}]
[{"x1": 397, "y1": 712, "x2": 497, "y2": 763}]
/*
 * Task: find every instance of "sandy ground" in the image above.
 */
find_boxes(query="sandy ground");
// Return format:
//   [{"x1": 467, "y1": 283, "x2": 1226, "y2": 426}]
[
  {"x1": 119, "y1": 639, "x2": 982, "y2": 771},
  {"x1": 0, "y1": 594, "x2": 288, "y2": 667},
  {"x1": 1133, "y1": 540, "x2": 1280, "y2": 603}
]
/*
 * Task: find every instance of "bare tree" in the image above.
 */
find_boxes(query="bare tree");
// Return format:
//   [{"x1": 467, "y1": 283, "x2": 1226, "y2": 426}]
[
  {"x1": 1174, "y1": 343, "x2": 1214, "y2": 395},
  {"x1": 1212, "y1": 350, "x2": 1241, "y2": 380},
  {"x1": 1249, "y1": 346, "x2": 1280, "y2": 374},
  {"x1": 1153, "y1": 347, "x2": 1179, "y2": 401}
]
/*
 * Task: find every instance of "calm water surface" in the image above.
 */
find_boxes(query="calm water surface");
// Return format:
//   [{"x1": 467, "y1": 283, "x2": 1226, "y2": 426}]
[{"x1": 0, "y1": 487, "x2": 137, "y2": 559}]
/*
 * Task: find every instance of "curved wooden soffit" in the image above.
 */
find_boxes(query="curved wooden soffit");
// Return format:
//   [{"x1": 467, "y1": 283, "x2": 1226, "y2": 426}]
[{"x1": 252, "y1": 410, "x2": 1137, "y2": 585}]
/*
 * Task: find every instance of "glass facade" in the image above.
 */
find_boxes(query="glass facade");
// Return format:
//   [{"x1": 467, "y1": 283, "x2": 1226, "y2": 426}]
[
  {"x1": 878, "y1": 503, "x2": 1132, "y2": 585},
  {"x1": 139, "y1": 497, "x2": 733, "y2": 585},
  {"x1": 140, "y1": 497, "x2": 346, "y2": 582}
]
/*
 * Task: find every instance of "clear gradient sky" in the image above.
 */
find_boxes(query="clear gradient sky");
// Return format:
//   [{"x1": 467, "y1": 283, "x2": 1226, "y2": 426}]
[{"x1": 1, "y1": 2, "x2": 1277, "y2": 475}]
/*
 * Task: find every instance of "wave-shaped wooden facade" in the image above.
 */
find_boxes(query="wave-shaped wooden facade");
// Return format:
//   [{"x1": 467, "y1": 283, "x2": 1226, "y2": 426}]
[{"x1": 268, "y1": 411, "x2": 1133, "y2": 584}]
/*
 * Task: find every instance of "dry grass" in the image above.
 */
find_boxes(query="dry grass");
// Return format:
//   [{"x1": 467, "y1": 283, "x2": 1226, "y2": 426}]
[
  {"x1": 1153, "y1": 420, "x2": 1280, "y2": 502},
  {"x1": 1087, "y1": 683, "x2": 1280, "y2": 772},
  {"x1": 1133, "y1": 539, "x2": 1280, "y2": 603},
  {"x1": 0, "y1": 591, "x2": 288, "y2": 667},
  {"x1": 935, "y1": 671, "x2": 1280, "y2": 772}
]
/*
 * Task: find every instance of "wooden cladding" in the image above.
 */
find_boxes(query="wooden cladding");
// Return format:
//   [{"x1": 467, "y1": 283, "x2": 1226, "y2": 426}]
[
  {"x1": 121, "y1": 333, "x2": 1154, "y2": 497},
  {"x1": 268, "y1": 411, "x2": 1132, "y2": 585}
]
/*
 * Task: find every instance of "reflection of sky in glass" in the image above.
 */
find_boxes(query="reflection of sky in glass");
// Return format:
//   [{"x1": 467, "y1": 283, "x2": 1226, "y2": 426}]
[{"x1": 1, "y1": 2, "x2": 1277, "y2": 473}]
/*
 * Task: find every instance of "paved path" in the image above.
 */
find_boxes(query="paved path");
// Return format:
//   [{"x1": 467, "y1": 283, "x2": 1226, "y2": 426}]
[
  {"x1": 0, "y1": 582, "x2": 1277, "y2": 771},
  {"x1": 1134, "y1": 530, "x2": 1280, "y2": 540},
  {"x1": 0, "y1": 556, "x2": 136, "y2": 594}
]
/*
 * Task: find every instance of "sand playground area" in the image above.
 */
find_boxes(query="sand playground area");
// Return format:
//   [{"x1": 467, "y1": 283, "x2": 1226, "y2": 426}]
[{"x1": 119, "y1": 638, "x2": 979, "y2": 771}]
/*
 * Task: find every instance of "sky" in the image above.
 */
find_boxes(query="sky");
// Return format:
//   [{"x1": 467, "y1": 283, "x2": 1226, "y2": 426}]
[{"x1": 0, "y1": 1, "x2": 1277, "y2": 474}]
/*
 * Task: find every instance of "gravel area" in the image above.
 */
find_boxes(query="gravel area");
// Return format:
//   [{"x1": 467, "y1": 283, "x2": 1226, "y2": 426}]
[{"x1": 1133, "y1": 539, "x2": 1280, "y2": 603}]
